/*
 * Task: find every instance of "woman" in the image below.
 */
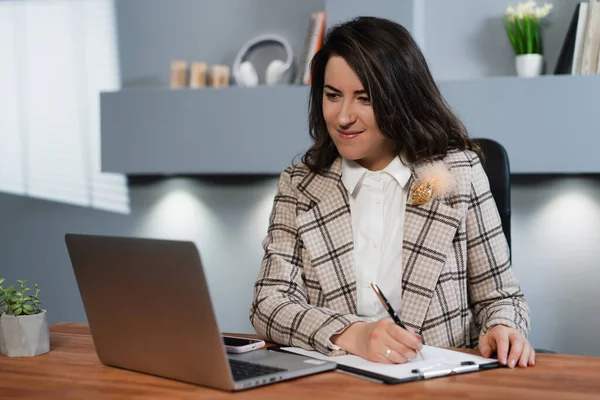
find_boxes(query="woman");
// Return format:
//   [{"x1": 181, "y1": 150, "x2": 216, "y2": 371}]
[{"x1": 249, "y1": 16, "x2": 533, "y2": 369}]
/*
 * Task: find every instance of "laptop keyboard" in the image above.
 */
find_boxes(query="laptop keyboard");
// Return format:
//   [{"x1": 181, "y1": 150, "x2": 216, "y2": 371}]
[{"x1": 229, "y1": 359, "x2": 286, "y2": 381}]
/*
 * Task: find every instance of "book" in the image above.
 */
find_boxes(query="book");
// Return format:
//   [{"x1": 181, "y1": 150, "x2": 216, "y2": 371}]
[
  {"x1": 573, "y1": 2, "x2": 590, "y2": 74},
  {"x1": 555, "y1": 2, "x2": 589, "y2": 75},
  {"x1": 295, "y1": 11, "x2": 327, "y2": 85},
  {"x1": 580, "y1": 0, "x2": 600, "y2": 75}
]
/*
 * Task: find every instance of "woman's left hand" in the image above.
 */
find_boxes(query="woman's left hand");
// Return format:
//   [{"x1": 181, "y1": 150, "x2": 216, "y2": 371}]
[{"x1": 478, "y1": 325, "x2": 535, "y2": 368}]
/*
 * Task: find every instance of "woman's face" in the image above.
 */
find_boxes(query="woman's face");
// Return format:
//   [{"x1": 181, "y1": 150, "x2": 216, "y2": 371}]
[{"x1": 322, "y1": 56, "x2": 396, "y2": 171}]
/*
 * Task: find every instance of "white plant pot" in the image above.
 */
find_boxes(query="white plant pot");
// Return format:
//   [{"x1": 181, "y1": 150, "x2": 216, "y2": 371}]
[
  {"x1": 0, "y1": 309, "x2": 49, "y2": 357},
  {"x1": 515, "y1": 54, "x2": 543, "y2": 78}
]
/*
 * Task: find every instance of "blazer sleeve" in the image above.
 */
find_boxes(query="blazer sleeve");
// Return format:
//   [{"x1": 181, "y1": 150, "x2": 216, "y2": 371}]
[
  {"x1": 249, "y1": 167, "x2": 364, "y2": 355},
  {"x1": 465, "y1": 155, "x2": 531, "y2": 339}
]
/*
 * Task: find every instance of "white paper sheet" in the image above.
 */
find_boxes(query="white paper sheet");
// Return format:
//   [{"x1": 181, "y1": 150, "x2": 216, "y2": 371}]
[{"x1": 281, "y1": 345, "x2": 497, "y2": 381}]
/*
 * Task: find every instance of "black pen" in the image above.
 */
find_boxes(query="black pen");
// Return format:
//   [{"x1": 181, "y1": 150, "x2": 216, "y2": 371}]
[{"x1": 370, "y1": 282, "x2": 424, "y2": 359}]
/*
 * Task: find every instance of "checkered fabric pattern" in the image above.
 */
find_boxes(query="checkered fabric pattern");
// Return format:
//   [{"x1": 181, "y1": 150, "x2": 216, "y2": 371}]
[{"x1": 249, "y1": 150, "x2": 530, "y2": 356}]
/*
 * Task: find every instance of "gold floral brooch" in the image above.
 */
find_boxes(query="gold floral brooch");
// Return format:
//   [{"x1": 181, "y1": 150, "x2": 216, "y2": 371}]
[{"x1": 408, "y1": 160, "x2": 457, "y2": 206}]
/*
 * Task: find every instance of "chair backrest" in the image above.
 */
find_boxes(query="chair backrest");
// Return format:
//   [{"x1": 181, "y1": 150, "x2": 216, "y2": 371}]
[
  {"x1": 472, "y1": 138, "x2": 511, "y2": 258},
  {"x1": 473, "y1": 140, "x2": 559, "y2": 354}
]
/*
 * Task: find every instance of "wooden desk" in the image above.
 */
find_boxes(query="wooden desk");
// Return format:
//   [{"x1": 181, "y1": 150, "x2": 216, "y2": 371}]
[{"x1": 1, "y1": 323, "x2": 599, "y2": 399}]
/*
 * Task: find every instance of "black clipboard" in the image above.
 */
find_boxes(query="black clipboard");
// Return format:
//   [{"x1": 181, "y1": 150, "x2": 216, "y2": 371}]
[{"x1": 269, "y1": 346, "x2": 502, "y2": 384}]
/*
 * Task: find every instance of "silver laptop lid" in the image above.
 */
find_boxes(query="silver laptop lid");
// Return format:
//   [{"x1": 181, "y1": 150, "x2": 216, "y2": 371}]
[{"x1": 65, "y1": 234, "x2": 235, "y2": 391}]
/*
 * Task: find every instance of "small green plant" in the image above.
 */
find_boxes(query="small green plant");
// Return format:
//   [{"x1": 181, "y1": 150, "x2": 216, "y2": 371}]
[
  {"x1": 504, "y1": 1, "x2": 553, "y2": 55},
  {"x1": 0, "y1": 278, "x2": 42, "y2": 316}
]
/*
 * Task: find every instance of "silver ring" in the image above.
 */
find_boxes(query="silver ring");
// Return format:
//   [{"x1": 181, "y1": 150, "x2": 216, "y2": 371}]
[{"x1": 385, "y1": 348, "x2": 392, "y2": 359}]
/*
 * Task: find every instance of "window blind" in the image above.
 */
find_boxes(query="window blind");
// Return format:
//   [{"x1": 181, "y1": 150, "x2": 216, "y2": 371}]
[{"x1": 0, "y1": 0, "x2": 129, "y2": 213}]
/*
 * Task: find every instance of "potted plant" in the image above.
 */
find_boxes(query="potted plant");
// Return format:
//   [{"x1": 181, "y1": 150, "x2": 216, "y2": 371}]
[
  {"x1": 0, "y1": 278, "x2": 49, "y2": 357},
  {"x1": 504, "y1": 1, "x2": 553, "y2": 77}
]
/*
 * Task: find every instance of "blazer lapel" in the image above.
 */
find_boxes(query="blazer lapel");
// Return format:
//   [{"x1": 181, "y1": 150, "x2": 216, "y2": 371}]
[
  {"x1": 296, "y1": 158, "x2": 357, "y2": 315},
  {"x1": 401, "y1": 176, "x2": 462, "y2": 332}
]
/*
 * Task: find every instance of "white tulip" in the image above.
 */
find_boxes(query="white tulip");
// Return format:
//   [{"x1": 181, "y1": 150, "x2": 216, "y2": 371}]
[{"x1": 507, "y1": 1, "x2": 553, "y2": 20}]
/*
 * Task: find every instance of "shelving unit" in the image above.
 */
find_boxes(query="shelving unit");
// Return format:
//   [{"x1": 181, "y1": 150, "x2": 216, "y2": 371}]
[
  {"x1": 100, "y1": 0, "x2": 599, "y2": 175},
  {"x1": 101, "y1": 86, "x2": 313, "y2": 175},
  {"x1": 439, "y1": 75, "x2": 600, "y2": 174},
  {"x1": 101, "y1": 75, "x2": 600, "y2": 175}
]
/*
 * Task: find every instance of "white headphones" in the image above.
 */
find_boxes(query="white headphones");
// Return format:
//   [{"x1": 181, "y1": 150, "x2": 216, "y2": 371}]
[{"x1": 232, "y1": 34, "x2": 294, "y2": 87}]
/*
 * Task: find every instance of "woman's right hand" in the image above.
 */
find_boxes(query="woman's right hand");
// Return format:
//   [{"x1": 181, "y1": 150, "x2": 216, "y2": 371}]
[{"x1": 331, "y1": 318, "x2": 424, "y2": 364}]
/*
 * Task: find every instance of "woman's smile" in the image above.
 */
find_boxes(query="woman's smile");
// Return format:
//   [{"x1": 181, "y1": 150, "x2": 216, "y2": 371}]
[{"x1": 337, "y1": 129, "x2": 364, "y2": 139}]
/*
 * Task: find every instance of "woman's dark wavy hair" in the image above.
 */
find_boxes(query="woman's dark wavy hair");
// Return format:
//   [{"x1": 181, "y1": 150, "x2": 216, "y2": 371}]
[{"x1": 302, "y1": 16, "x2": 482, "y2": 173}]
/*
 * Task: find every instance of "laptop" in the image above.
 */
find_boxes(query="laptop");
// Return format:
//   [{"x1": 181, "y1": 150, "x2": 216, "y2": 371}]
[{"x1": 64, "y1": 234, "x2": 337, "y2": 391}]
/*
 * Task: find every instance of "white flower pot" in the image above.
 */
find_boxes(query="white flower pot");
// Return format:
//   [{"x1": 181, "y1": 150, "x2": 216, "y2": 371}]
[
  {"x1": 0, "y1": 310, "x2": 49, "y2": 357},
  {"x1": 515, "y1": 54, "x2": 543, "y2": 78}
]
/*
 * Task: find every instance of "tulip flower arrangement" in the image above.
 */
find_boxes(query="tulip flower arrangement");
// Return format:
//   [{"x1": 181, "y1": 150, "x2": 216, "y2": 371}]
[{"x1": 504, "y1": 1, "x2": 553, "y2": 56}]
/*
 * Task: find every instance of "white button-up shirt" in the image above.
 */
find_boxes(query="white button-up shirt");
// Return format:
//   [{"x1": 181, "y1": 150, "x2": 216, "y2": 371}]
[{"x1": 341, "y1": 156, "x2": 411, "y2": 320}]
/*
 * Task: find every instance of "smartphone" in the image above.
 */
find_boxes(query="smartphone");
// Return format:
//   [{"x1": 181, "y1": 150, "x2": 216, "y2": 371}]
[{"x1": 222, "y1": 335, "x2": 265, "y2": 354}]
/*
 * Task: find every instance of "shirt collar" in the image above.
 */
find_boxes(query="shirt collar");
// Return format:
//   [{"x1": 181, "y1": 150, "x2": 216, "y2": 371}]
[
  {"x1": 341, "y1": 156, "x2": 412, "y2": 195},
  {"x1": 384, "y1": 155, "x2": 412, "y2": 188},
  {"x1": 341, "y1": 158, "x2": 366, "y2": 195}
]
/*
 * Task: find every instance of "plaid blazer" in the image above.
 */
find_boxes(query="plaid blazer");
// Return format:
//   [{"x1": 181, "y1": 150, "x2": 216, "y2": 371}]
[{"x1": 250, "y1": 150, "x2": 530, "y2": 356}]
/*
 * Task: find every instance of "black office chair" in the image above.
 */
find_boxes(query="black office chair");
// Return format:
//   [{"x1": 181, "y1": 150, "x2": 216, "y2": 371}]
[
  {"x1": 473, "y1": 138, "x2": 511, "y2": 259},
  {"x1": 473, "y1": 138, "x2": 556, "y2": 354}
]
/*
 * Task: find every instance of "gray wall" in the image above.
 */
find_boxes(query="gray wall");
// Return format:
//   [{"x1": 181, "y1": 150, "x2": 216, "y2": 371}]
[
  {"x1": 116, "y1": 0, "x2": 324, "y2": 88},
  {"x1": 2, "y1": 0, "x2": 599, "y2": 357},
  {"x1": 512, "y1": 176, "x2": 600, "y2": 354},
  {"x1": 325, "y1": 0, "x2": 414, "y2": 32},
  {"x1": 0, "y1": 177, "x2": 277, "y2": 334}
]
